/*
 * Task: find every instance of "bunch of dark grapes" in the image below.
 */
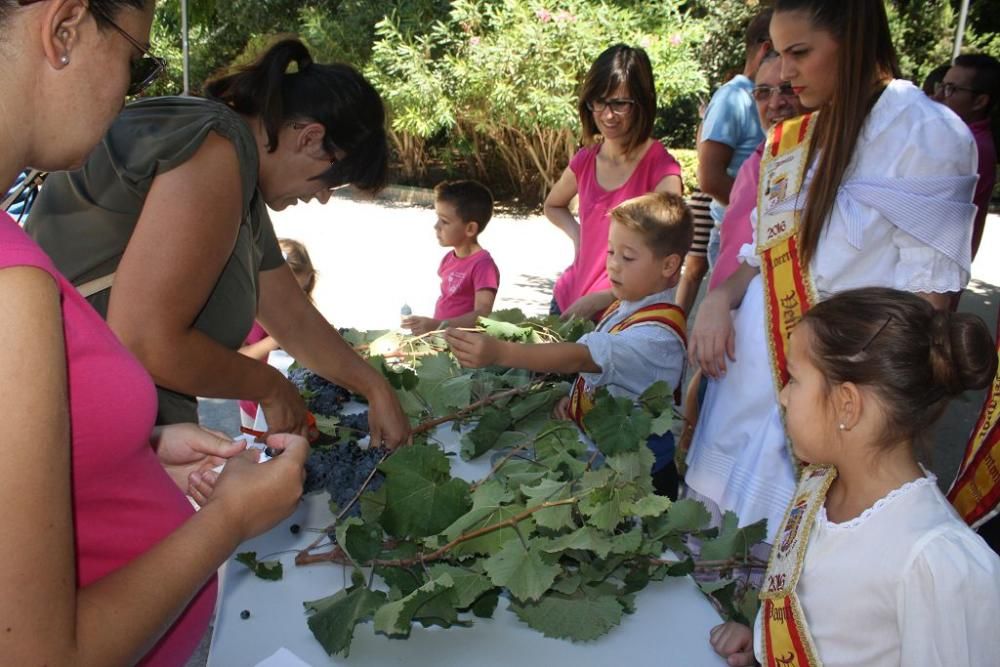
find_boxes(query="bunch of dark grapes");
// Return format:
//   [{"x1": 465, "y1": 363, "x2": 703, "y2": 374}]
[
  {"x1": 303, "y1": 441, "x2": 387, "y2": 518},
  {"x1": 338, "y1": 411, "x2": 370, "y2": 437},
  {"x1": 287, "y1": 366, "x2": 352, "y2": 416}
]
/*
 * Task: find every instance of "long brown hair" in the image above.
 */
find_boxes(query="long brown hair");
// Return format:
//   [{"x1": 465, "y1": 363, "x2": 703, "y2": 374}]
[{"x1": 774, "y1": 0, "x2": 900, "y2": 267}]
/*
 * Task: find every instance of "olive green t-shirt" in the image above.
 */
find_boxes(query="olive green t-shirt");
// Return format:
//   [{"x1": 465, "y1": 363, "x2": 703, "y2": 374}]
[{"x1": 27, "y1": 96, "x2": 284, "y2": 425}]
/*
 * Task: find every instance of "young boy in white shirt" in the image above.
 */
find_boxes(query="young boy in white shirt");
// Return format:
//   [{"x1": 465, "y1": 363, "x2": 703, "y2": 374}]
[{"x1": 446, "y1": 192, "x2": 692, "y2": 497}]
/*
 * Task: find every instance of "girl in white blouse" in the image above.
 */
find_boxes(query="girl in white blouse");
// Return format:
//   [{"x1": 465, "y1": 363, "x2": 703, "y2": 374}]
[
  {"x1": 685, "y1": 0, "x2": 979, "y2": 544},
  {"x1": 710, "y1": 287, "x2": 1000, "y2": 666}
]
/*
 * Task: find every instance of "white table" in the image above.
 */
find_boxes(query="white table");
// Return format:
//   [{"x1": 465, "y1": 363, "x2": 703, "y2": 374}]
[{"x1": 209, "y1": 356, "x2": 727, "y2": 666}]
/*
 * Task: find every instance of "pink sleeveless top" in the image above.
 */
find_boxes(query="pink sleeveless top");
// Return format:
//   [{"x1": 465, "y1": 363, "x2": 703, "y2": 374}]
[{"x1": 0, "y1": 214, "x2": 215, "y2": 665}]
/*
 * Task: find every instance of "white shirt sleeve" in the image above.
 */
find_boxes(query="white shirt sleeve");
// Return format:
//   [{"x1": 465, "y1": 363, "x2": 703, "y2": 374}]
[
  {"x1": 577, "y1": 325, "x2": 685, "y2": 401},
  {"x1": 897, "y1": 526, "x2": 1000, "y2": 666},
  {"x1": 737, "y1": 206, "x2": 761, "y2": 268}
]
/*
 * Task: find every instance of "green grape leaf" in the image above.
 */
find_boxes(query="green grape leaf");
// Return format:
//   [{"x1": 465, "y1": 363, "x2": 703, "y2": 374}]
[
  {"x1": 582, "y1": 390, "x2": 651, "y2": 456},
  {"x1": 373, "y1": 573, "x2": 455, "y2": 637},
  {"x1": 579, "y1": 485, "x2": 628, "y2": 531},
  {"x1": 312, "y1": 414, "x2": 340, "y2": 437},
  {"x1": 359, "y1": 483, "x2": 388, "y2": 524},
  {"x1": 649, "y1": 410, "x2": 674, "y2": 437},
  {"x1": 483, "y1": 539, "x2": 561, "y2": 603},
  {"x1": 606, "y1": 447, "x2": 656, "y2": 485},
  {"x1": 335, "y1": 517, "x2": 384, "y2": 564},
  {"x1": 234, "y1": 551, "x2": 283, "y2": 581},
  {"x1": 638, "y1": 381, "x2": 674, "y2": 416},
  {"x1": 485, "y1": 308, "x2": 528, "y2": 324},
  {"x1": 379, "y1": 445, "x2": 472, "y2": 538},
  {"x1": 442, "y1": 480, "x2": 530, "y2": 557},
  {"x1": 470, "y1": 590, "x2": 500, "y2": 618},
  {"x1": 700, "y1": 512, "x2": 768, "y2": 561},
  {"x1": 534, "y1": 421, "x2": 589, "y2": 477},
  {"x1": 647, "y1": 498, "x2": 713, "y2": 540},
  {"x1": 477, "y1": 316, "x2": 534, "y2": 342},
  {"x1": 624, "y1": 493, "x2": 672, "y2": 518},
  {"x1": 608, "y1": 526, "x2": 644, "y2": 554},
  {"x1": 394, "y1": 389, "x2": 429, "y2": 421},
  {"x1": 511, "y1": 591, "x2": 624, "y2": 642},
  {"x1": 385, "y1": 364, "x2": 420, "y2": 391},
  {"x1": 496, "y1": 459, "x2": 550, "y2": 488},
  {"x1": 415, "y1": 351, "x2": 459, "y2": 380},
  {"x1": 428, "y1": 563, "x2": 495, "y2": 608},
  {"x1": 422, "y1": 374, "x2": 473, "y2": 417},
  {"x1": 375, "y1": 566, "x2": 425, "y2": 598},
  {"x1": 520, "y1": 478, "x2": 576, "y2": 531},
  {"x1": 508, "y1": 387, "x2": 563, "y2": 423},
  {"x1": 305, "y1": 585, "x2": 386, "y2": 657},
  {"x1": 540, "y1": 526, "x2": 616, "y2": 558},
  {"x1": 460, "y1": 407, "x2": 514, "y2": 460}
]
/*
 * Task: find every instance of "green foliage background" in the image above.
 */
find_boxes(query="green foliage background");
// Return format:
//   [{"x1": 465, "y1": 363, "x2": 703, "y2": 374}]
[{"x1": 150, "y1": 0, "x2": 998, "y2": 204}]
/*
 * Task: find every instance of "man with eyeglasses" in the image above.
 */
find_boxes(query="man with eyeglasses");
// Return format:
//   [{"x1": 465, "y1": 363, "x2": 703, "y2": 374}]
[
  {"x1": 696, "y1": 9, "x2": 771, "y2": 271},
  {"x1": 934, "y1": 53, "x2": 999, "y2": 260}
]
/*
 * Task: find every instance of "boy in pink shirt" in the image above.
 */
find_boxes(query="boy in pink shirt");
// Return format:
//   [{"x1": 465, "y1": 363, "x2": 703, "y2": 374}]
[{"x1": 403, "y1": 180, "x2": 500, "y2": 334}]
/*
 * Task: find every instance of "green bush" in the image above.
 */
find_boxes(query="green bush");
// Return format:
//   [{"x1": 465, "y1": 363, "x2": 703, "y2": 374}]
[
  {"x1": 365, "y1": 0, "x2": 706, "y2": 203},
  {"x1": 667, "y1": 147, "x2": 700, "y2": 196}
]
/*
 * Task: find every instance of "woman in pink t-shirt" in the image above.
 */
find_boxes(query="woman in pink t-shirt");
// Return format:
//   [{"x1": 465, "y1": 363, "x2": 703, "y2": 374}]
[
  {"x1": 0, "y1": 3, "x2": 306, "y2": 665},
  {"x1": 545, "y1": 44, "x2": 683, "y2": 320}
]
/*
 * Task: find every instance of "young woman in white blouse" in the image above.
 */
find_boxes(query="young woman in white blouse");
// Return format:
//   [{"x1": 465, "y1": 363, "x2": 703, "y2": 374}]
[
  {"x1": 685, "y1": 0, "x2": 980, "y2": 544},
  {"x1": 710, "y1": 287, "x2": 1000, "y2": 667}
]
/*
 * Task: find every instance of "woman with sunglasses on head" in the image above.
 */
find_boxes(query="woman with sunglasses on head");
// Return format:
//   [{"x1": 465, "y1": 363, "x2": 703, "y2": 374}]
[
  {"x1": 545, "y1": 44, "x2": 683, "y2": 321},
  {"x1": 26, "y1": 37, "x2": 410, "y2": 447},
  {"x1": 685, "y1": 0, "x2": 980, "y2": 548},
  {"x1": 0, "y1": 2, "x2": 308, "y2": 665}
]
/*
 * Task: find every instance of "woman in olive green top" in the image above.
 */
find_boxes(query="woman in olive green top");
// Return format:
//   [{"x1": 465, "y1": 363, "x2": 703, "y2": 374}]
[{"x1": 27, "y1": 38, "x2": 410, "y2": 447}]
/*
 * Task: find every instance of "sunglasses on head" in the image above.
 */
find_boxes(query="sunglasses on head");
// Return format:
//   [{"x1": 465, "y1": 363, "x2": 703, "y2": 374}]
[{"x1": 18, "y1": 0, "x2": 164, "y2": 96}]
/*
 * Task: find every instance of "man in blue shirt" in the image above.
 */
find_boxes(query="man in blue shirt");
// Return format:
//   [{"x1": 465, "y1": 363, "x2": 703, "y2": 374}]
[{"x1": 697, "y1": 10, "x2": 771, "y2": 269}]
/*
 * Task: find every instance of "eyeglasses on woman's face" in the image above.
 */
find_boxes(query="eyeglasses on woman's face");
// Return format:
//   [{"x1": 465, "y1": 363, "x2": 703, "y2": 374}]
[
  {"x1": 752, "y1": 82, "x2": 796, "y2": 102},
  {"x1": 18, "y1": 0, "x2": 165, "y2": 96},
  {"x1": 586, "y1": 98, "x2": 636, "y2": 115},
  {"x1": 934, "y1": 82, "x2": 980, "y2": 99},
  {"x1": 88, "y1": 4, "x2": 165, "y2": 96}
]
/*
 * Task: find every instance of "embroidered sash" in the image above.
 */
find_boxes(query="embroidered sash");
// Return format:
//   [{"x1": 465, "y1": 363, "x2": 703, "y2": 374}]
[
  {"x1": 948, "y1": 311, "x2": 1000, "y2": 528},
  {"x1": 567, "y1": 300, "x2": 686, "y2": 428},
  {"x1": 757, "y1": 112, "x2": 820, "y2": 396},
  {"x1": 760, "y1": 464, "x2": 836, "y2": 667}
]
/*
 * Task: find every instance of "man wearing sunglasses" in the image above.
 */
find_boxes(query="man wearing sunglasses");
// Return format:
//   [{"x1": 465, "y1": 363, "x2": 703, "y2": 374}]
[{"x1": 934, "y1": 53, "x2": 999, "y2": 261}]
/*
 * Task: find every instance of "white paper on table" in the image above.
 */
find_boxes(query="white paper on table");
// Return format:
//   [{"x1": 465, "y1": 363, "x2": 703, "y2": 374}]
[{"x1": 253, "y1": 647, "x2": 314, "y2": 667}]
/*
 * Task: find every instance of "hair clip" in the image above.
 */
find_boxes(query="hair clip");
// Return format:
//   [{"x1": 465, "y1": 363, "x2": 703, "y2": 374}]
[{"x1": 860, "y1": 314, "x2": 894, "y2": 352}]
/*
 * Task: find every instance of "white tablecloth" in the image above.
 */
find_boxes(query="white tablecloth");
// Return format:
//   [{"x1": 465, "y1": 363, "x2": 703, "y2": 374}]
[{"x1": 208, "y1": 352, "x2": 727, "y2": 666}]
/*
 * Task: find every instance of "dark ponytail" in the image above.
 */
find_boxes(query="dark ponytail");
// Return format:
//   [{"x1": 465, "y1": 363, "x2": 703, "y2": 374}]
[
  {"x1": 205, "y1": 37, "x2": 388, "y2": 193},
  {"x1": 801, "y1": 287, "x2": 997, "y2": 449}
]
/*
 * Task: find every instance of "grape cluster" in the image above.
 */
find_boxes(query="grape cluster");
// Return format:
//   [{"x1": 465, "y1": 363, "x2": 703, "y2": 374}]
[
  {"x1": 304, "y1": 441, "x2": 387, "y2": 518},
  {"x1": 287, "y1": 366, "x2": 352, "y2": 416},
  {"x1": 338, "y1": 411, "x2": 370, "y2": 437}
]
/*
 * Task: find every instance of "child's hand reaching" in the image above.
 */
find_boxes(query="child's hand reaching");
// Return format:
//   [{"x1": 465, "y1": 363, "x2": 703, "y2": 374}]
[
  {"x1": 402, "y1": 315, "x2": 440, "y2": 336},
  {"x1": 709, "y1": 622, "x2": 757, "y2": 666},
  {"x1": 445, "y1": 328, "x2": 502, "y2": 368}
]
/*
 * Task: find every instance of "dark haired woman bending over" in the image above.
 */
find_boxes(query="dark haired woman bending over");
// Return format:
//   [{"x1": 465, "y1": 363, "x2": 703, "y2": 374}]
[{"x1": 27, "y1": 38, "x2": 410, "y2": 446}]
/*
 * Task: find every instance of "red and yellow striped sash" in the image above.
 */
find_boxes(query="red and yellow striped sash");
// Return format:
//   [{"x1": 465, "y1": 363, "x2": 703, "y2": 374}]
[
  {"x1": 948, "y1": 312, "x2": 1000, "y2": 528},
  {"x1": 760, "y1": 464, "x2": 836, "y2": 667},
  {"x1": 567, "y1": 300, "x2": 686, "y2": 428}
]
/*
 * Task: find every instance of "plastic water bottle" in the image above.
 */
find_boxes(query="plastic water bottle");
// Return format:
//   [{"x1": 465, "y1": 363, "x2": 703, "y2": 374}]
[{"x1": 400, "y1": 304, "x2": 412, "y2": 316}]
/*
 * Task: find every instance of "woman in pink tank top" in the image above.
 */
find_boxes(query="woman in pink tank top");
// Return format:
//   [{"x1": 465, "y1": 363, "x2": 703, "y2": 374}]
[
  {"x1": 545, "y1": 44, "x2": 683, "y2": 320},
  {"x1": 0, "y1": 3, "x2": 307, "y2": 664}
]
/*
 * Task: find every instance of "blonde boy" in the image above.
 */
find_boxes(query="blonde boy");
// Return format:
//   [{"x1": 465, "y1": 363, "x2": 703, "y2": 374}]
[
  {"x1": 447, "y1": 192, "x2": 693, "y2": 497},
  {"x1": 403, "y1": 180, "x2": 499, "y2": 335}
]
